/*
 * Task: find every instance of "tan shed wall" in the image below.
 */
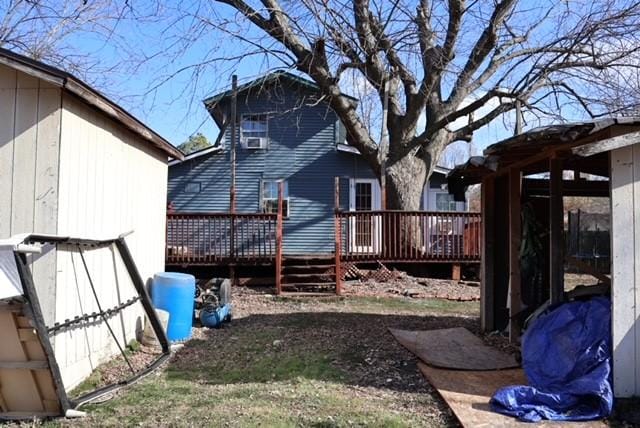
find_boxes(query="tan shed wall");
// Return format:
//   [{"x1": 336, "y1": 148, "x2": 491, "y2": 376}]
[
  {"x1": 0, "y1": 64, "x2": 61, "y2": 325},
  {"x1": 611, "y1": 145, "x2": 640, "y2": 397},
  {"x1": 54, "y1": 94, "x2": 168, "y2": 389}
]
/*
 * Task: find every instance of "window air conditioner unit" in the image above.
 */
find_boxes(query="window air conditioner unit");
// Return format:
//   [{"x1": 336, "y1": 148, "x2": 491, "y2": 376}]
[{"x1": 244, "y1": 137, "x2": 267, "y2": 149}]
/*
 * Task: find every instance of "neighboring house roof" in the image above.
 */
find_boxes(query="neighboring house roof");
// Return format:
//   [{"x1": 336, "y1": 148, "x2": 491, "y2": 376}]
[
  {"x1": 0, "y1": 48, "x2": 183, "y2": 160},
  {"x1": 171, "y1": 138, "x2": 451, "y2": 179},
  {"x1": 168, "y1": 144, "x2": 222, "y2": 166},
  {"x1": 336, "y1": 143, "x2": 451, "y2": 176},
  {"x1": 203, "y1": 70, "x2": 359, "y2": 107}
]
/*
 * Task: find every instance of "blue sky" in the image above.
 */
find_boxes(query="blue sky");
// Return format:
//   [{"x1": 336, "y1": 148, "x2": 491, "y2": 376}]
[{"x1": 62, "y1": 1, "x2": 556, "y2": 159}]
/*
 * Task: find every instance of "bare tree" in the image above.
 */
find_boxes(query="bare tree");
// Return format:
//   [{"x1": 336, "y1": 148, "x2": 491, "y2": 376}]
[
  {"x1": 0, "y1": 0, "x2": 137, "y2": 84},
  {"x1": 152, "y1": 0, "x2": 640, "y2": 210}
]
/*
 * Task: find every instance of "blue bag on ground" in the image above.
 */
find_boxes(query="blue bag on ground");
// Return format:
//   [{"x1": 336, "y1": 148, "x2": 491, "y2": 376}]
[{"x1": 490, "y1": 296, "x2": 612, "y2": 422}]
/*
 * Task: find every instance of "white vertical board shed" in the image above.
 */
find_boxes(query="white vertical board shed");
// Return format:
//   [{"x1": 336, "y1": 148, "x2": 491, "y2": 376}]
[
  {"x1": 611, "y1": 143, "x2": 640, "y2": 397},
  {"x1": 0, "y1": 48, "x2": 183, "y2": 390}
]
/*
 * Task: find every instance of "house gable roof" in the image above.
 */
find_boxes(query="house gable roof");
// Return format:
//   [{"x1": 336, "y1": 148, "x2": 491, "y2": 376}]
[
  {"x1": 0, "y1": 48, "x2": 184, "y2": 160},
  {"x1": 203, "y1": 71, "x2": 358, "y2": 107}
]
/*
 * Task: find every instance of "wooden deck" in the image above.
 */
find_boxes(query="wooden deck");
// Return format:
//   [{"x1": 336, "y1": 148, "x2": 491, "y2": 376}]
[
  {"x1": 335, "y1": 211, "x2": 481, "y2": 263},
  {"x1": 166, "y1": 212, "x2": 278, "y2": 265},
  {"x1": 166, "y1": 210, "x2": 481, "y2": 266},
  {"x1": 166, "y1": 181, "x2": 481, "y2": 295}
]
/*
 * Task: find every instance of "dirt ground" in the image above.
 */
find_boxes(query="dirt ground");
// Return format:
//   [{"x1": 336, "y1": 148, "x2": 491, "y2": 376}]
[
  {"x1": 343, "y1": 276, "x2": 480, "y2": 302},
  {"x1": 39, "y1": 276, "x2": 629, "y2": 427},
  {"x1": 56, "y1": 285, "x2": 482, "y2": 427}
]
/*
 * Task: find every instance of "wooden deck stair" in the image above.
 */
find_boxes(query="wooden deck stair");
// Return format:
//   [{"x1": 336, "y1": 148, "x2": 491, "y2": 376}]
[{"x1": 279, "y1": 254, "x2": 337, "y2": 295}]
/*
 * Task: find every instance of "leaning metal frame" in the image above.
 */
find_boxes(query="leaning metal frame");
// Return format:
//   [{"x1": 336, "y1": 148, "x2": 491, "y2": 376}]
[{"x1": 13, "y1": 233, "x2": 171, "y2": 411}]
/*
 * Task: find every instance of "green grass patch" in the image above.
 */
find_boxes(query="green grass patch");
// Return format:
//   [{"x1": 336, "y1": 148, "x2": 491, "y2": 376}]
[
  {"x1": 344, "y1": 295, "x2": 479, "y2": 315},
  {"x1": 168, "y1": 352, "x2": 343, "y2": 385},
  {"x1": 78, "y1": 376, "x2": 435, "y2": 428}
]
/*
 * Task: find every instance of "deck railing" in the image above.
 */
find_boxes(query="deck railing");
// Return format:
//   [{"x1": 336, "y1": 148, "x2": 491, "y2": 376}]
[
  {"x1": 166, "y1": 212, "x2": 277, "y2": 265},
  {"x1": 166, "y1": 210, "x2": 481, "y2": 266},
  {"x1": 335, "y1": 210, "x2": 482, "y2": 262}
]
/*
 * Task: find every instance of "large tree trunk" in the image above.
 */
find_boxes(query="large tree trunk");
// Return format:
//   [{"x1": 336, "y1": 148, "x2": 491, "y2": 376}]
[
  {"x1": 384, "y1": 131, "x2": 449, "y2": 211},
  {"x1": 382, "y1": 132, "x2": 450, "y2": 256},
  {"x1": 386, "y1": 155, "x2": 427, "y2": 211}
]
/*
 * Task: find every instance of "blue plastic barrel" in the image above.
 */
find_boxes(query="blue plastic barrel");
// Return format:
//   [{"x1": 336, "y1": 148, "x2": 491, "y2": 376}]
[{"x1": 152, "y1": 272, "x2": 195, "y2": 342}]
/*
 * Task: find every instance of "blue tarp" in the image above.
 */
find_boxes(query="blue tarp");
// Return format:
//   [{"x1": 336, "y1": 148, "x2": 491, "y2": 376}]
[{"x1": 490, "y1": 296, "x2": 613, "y2": 422}]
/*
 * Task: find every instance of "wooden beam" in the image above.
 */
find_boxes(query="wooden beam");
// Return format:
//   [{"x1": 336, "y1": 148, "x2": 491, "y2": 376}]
[
  {"x1": 610, "y1": 145, "x2": 636, "y2": 396},
  {"x1": 572, "y1": 130, "x2": 640, "y2": 157},
  {"x1": 549, "y1": 157, "x2": 564, "y2": 305},
  {"x1": 334, "y1": 177, "x2": 342, "y2": 295},
  {"x1": 522, "y1": 178, "x2": 610, "y2": 197},
  {"x1": 452, "y1": 264, "x2": 461, "y2": 281},
  {"x1": 480, "y1": 176, "x2": 495, "y2": 331},
  {"x1": 275, "y1": 181, "x2": 284, "y2": 295},
  {"x1": 0, "y1": 360, "x2": 49, "y2": 370},
  {"x1": 508, "y1": 168, "x2": 522, "y2": 342},
  {"x1": 17, "y1": 328, "x2": 37, "y2": 342}
]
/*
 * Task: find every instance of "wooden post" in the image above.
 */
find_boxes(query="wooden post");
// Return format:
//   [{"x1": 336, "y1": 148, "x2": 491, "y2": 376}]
[
  {"x1": 508, "y1": 168, "x2": 522, "y2": 342},
  {"x1": 275, "y1": 181, "x2": 284, "y2": 295},
  {"x1": 481, "y1": 176, "x2": 495, "y2": 331},
  {"x1": 451, "y1": 264, "x2": 461, "y2": 281},
  {"x1": 334, "y1": 177, "x2": 342, "y2": 295},
  {"x1": 549, "y1": 156, "x2": 564, "y2": 305}
]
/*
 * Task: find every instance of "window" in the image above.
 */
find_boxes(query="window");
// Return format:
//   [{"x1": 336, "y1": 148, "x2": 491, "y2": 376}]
[
  {"x1": 184, "y1": 182, "x2": 201, "y2": 193},
  {"x1": 262, "y1": 180, "x2": 289, "y2": 217},
  {"x1": 436, "y1": 193, "x2": 457, "y2": 211},
  {"x1": 241, "y1": 114, "x2": 268, "y2": 149}
]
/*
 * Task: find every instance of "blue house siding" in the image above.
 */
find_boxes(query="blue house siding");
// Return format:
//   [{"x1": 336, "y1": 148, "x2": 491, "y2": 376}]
[
  {"x1": 168, "y1": 152, "x2": 231, "y2": 211},
  {"x1": 169, "y1": 83, "x2": 377, "y2": 254}
]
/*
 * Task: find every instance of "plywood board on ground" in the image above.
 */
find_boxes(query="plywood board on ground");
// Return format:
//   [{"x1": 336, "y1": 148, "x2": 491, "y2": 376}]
[
  {"x1": 0, "y1": 304, "x2": 62, "y2": 417},
  {"x1": 389, "y1": 327, "x2": 518, "y2": 370},
  {"x1": 418, "y1": 363, "x2": 605, "y2": 428}
]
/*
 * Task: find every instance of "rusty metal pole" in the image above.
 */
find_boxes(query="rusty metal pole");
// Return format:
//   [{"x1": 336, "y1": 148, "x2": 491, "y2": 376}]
[
  {"x1": 229, "y1": 75, "x2": 238, "y2": 285},
  {"x1": 275, "y1": 181, "x2": 284, "y2": 295},
  {"x1": 230, "y1": 74, "x2": 238, "y2": 214},
  {"x1": 334, "y1": 176, "x2": 342, "y2": 295}
]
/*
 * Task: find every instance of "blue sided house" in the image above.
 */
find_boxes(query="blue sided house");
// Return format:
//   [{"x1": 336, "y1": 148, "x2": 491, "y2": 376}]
[{"x1": 167, "y1": 72, "x2": 468, "y2": 259}]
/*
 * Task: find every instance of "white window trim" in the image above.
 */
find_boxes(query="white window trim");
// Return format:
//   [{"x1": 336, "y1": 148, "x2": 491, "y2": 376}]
[
  {"x1": 240, "y1": 113, "x2": 269, "y2": 149},
  {"x1": 260, "y1": 179, "x2": 290, "y2": 218},
  {"x1": 348, "y1": 178, "x2": 381, "y2": 211},
  {"x1": 348, "y1": 178, "x2": 382, "y2": 254}
]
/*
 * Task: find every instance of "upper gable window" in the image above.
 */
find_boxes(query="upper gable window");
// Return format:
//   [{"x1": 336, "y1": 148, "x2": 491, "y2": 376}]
[{"x1": 241, "y1": 114, "x2": 268, "y2": 149}]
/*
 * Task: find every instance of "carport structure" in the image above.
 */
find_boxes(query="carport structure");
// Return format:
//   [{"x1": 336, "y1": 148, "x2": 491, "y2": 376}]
[{"x1": 448, "y1": 117, "x2": 640, "y2": 397}]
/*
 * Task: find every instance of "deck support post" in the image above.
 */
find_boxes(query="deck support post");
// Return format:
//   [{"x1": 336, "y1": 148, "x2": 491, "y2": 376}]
[
  {"x1": 480, "y1": 175, "x2": 496, "y2": 331},
  {"x1": 275, "y1": 182, "x2": 284, "y2": 295},
  {"x1": 451, "y1": 264, "x2": 461, "y2": 281},
  {"x1": 508, "y1": 168, "x2": 522, "y2": 343},
  {"x1": 334, "y1": 177, "x2": 342, "y2": 295},
  {"x1": 549, "y1": 156, "x2": 564, "y2": 305}
]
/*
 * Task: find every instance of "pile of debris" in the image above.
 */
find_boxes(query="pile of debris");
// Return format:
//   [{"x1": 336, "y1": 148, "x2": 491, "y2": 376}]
[{"x1": 342, "y1": 262, "x2": 480, "y2": 302}]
